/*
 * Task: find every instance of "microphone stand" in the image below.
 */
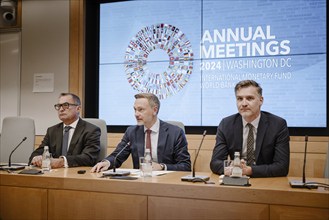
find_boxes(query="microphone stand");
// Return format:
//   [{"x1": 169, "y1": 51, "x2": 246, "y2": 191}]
[
  {"x1": 0, "y1": 137, "x2": 27, "y2": 171},
  {"x1": 181, "y1": 130, "x2": 210, "y2": 182},
  {"x1": 8, "y1": 137, "x2": 27, "y2": 167},
  {"x1": 103, "y1": 142, "x2": 131, "y2": 177},
  {"x1": 289, "y1": 135, "x2": 318, "y2": 189}
]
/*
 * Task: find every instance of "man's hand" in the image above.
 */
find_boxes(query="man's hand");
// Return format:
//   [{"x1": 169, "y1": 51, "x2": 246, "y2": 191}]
[
  {"x1": 152, "y1": 162, "x2": 163, "y2": 171},
  {"x1": 241, "y1": 159, "x2": 252, "y2": 176},
  {"x1": 31, "y1": 155, "x2": 43, "y2": 167},
  {"x1": 90, "y1": 161, "x2": 110, "y2": 173},
  {"x1": 51, "y1": 158, "x2": 65, "y2": 168}
]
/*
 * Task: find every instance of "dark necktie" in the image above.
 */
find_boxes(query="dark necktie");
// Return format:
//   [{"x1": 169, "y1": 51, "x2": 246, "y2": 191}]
[
  {"x1": 146, "y1": 129, "x2": 152, "y2": 155},
  {"x1": 247, "y1": 123, "x2": 255, "y2": 166},
  {"x1": 62, "y1": 126, "x2": 72, "y2": 156}
]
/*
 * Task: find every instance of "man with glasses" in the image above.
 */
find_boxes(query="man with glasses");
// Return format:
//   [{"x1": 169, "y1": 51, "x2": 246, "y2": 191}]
[{"x1": 29, "y1": 93, "x2": 101, "y2": 168}]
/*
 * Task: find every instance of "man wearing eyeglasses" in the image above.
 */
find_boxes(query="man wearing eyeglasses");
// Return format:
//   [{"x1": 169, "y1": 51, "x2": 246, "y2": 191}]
[{"x1": 29, "y1": 93, "x2": 101, "y2": 168}]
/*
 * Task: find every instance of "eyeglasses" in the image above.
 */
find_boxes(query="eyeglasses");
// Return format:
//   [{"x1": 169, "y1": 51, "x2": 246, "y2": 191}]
[{"x1": 54, "y1": 102, "x2": 79, "y2": 110}]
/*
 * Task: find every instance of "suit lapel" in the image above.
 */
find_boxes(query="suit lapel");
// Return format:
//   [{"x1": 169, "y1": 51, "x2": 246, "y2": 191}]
[
  {"x1": 136, "y1": 126, "x2": 145, "y2": 159},
  {"x1": 55, "y1": 123, "x2": 64, "y2": 157},
  {"x1": 235, "y1": 115, "x2": 243, "y2": 153},
  {"x1": 255, "y1": 112, "x2": 267, "y2": 161},
  {"x1": 157, "y1": 121, "x2": 168, "y2": 162}
]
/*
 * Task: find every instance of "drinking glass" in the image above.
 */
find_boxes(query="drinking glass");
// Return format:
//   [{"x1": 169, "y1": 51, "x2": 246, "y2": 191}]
[{"x1": 224, "y1": 160, "x2": 233, "y2": 176}]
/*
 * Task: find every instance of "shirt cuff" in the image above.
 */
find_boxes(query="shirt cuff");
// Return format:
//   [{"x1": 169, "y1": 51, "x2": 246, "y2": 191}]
[
  {"x1": 101, "y1": 159, "x2": 111, "y2": 168},
  {"x1": 60, "y1": 156, "x2": 69, "y2": 168},
  {"x1": 161, "y1": 163, "x2": 167, "y2": 171}
]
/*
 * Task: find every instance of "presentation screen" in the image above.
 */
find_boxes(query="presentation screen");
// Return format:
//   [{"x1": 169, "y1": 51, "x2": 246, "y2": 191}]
[{"x1": 97, "y1": 0, "x2": 327, "y2": 133}]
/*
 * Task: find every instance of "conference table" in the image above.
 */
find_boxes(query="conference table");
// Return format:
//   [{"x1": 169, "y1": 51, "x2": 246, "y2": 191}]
[{"x1": 1, "y1": 167, "x2": 328, "y2": 220}]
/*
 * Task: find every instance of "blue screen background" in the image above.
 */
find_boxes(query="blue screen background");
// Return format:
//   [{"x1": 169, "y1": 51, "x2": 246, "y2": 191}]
[{"x1": 99, "y1": 0, "x2": 327, "y2": 128}]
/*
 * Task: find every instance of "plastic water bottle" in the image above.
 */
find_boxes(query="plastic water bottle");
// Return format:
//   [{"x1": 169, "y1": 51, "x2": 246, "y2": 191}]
[
  {"x1": 42, "y1": 146, "x2": 51, "y2": 171},
  {"x1": 143, "y1": 149, "x2": 152, "y2": 177},
  {"x1": 231, "y1": 152, "x2": 242, "y2": 177}
]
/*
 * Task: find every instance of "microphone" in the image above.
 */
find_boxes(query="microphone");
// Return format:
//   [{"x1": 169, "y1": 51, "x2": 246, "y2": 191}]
[
  {"x1": 103, "y1": 141, "x2": 131, "y2": 177},
  {"x1": 8, "y1": 137, "x2": 27, "y2": 167},
  {"x1": 289, "y1": 135, "x2": 318, "y2": 189},
  {"x1": 0, "y1": 137, "x2": 27, "y2": 171},
  {"x1": 181, "y1": 130, "x2": 210, "y2": 182}
]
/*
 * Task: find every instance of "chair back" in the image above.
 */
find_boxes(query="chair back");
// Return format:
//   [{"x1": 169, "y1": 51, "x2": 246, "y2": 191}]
[
  {"x1": 0, "y1": 116, "x2": 35, "y2": 164},
  {"x1": 83, "y1": 118, "x2": 108, "y2": 161},
  {"x1": 166, "y1": 121, "x2": 185, "y2": 133}
]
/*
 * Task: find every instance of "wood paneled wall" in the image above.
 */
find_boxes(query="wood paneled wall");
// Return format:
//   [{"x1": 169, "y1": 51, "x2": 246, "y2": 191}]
[{"x1": 69, "y1": 0, "x2": 85, "y2": 114}]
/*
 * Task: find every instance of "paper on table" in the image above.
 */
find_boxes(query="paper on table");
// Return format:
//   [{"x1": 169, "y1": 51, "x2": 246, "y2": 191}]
[
  {"x1": 102, "y1": 168, "x2": 140, "y2": 175},
  {"x1": 102, "y1": 168, "x2": 174, "y2": 177},
  {"x1": 151, "y1": 170, "x2": 174, "y2": 177}
]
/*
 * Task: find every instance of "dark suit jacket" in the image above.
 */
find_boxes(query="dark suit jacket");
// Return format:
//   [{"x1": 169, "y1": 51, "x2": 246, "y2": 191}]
[
  {"x1": 29, "y1": 119, "x2": 101, "y2": 167},
  {"x1": 105, "y1": 120, "x2": 191, "y2": 171},
  {"x1": 210, "y1": 111, "x2": 290, "y2": 177}
]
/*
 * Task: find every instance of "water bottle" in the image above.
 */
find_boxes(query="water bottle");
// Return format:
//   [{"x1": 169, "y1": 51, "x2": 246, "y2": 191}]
[
  {"x1": 42, "y1": 146, "x2": 51, "y2": 171},
  {"x1": 143, "y1": 149, "x2": 152, "y2": 177},
  {"x1": 231, "y1": 152, "x2": 242, "y2": 177}
]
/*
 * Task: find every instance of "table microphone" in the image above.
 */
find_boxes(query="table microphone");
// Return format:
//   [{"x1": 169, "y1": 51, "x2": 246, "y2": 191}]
[
  {"x1": 103, "y1": 141, "x2": 131, "y2": 176},
  {"x1": 8, "y1": 137, "x2": 27, "y2": 167},
  {"x1": 181, "y1": 130, "x2": 210, "y2": 182},
  {"x1": 289, "y1": 135, "x2": 318, "y2": 189},
  {"x1": 0, "y1": 137, "x2": 27, "y2": 171}
]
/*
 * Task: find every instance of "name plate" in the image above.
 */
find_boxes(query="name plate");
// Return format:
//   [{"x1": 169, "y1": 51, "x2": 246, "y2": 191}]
[{"x1": 221, "y1": 176, "x2": 251, "y2": 186}]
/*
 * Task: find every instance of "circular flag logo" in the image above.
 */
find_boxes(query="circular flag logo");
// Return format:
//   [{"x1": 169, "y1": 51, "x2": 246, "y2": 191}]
[{"x1": 124, "y1": 23, "x2": 193, "y2": 99}]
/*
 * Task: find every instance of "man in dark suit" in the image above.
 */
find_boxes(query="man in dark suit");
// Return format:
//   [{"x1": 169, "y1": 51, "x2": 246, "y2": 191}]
[
  {"x1": 29, "y1": 93, "x2": 100, "y2": 168},
  {"x1": 91, "y1": 93, "x2": 191, "y2": 172},
  {"x1": 210, "y1": 80, "x2": 290, "y2": 177}
]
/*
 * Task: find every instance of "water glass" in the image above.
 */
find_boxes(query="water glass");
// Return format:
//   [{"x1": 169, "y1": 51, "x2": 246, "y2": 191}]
[
  {"x1": 139, "y1": 157, "x2": 152, "y2": 177},
  {"x1": 224, "y1": 160, "x2": 233, "y2": 176}
]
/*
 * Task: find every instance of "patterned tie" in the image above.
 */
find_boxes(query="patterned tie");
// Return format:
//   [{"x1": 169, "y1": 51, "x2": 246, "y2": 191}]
[
  {"x1": 62, "y1": 126, "x2": 72, "y2": 156},
  {"x1": 146, "y1": 129, "x2": 152, "y2": 155},
  {"x1": 247, "y1": 123, "x2": 255, "y2": 166}
]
